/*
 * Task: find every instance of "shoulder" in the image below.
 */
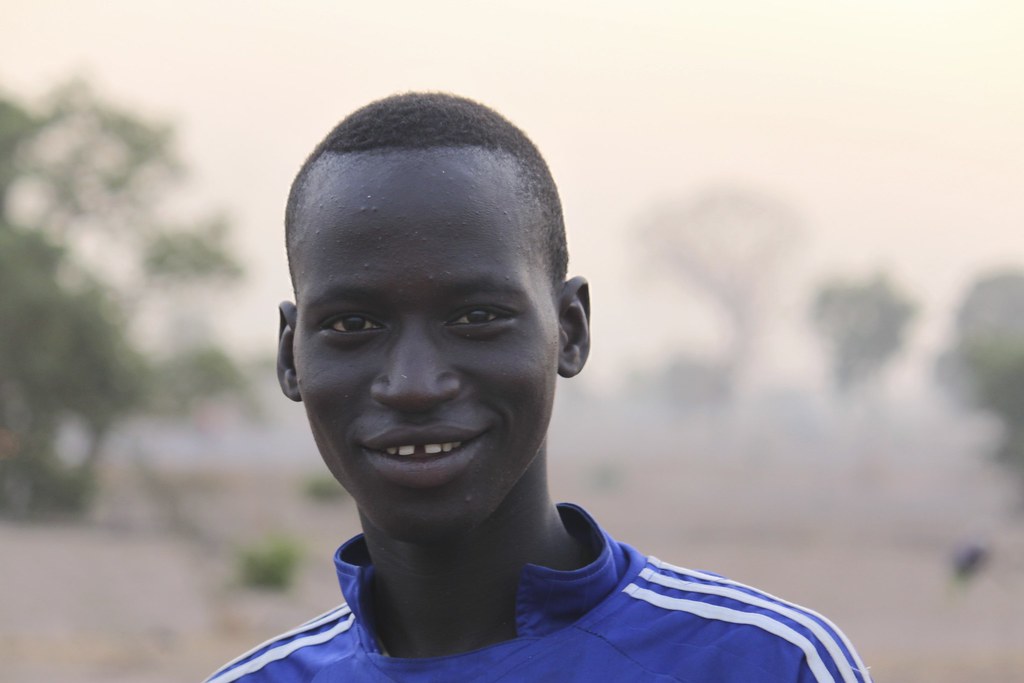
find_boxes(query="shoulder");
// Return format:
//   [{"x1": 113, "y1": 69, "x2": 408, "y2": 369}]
[
  {"x1": 203, "y1": 603, "x2": 356, "y2": 683},
  {"x1": 604, "y1": 556, "x2": 873, "y2": 683}
]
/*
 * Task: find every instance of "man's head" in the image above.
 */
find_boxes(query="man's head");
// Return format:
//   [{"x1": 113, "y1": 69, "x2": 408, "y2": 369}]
[
  {"x1": 277, "y1": 94, "x2": 589, "y2": 543},
  {"x1": 285, "y1": 92, "x2": 568, "y2": 288}
]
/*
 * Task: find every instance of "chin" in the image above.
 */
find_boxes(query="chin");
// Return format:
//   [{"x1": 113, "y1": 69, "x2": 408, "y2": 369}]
[{"x1": 362, "y1": 498, "x2": 496, "y2": 547}]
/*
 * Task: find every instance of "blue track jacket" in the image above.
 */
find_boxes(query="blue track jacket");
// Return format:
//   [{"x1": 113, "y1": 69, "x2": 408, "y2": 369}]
[{"x1": 205, "y1": 505, "x2": 871, "y2": 682}]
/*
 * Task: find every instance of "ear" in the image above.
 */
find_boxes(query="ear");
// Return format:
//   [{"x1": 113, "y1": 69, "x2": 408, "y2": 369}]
[
  {"x1": 557, "y1": 276, "x2": 591, "y2": 378},
  {"x1": 277, "y1": 301, "x2": 302, "y2": 402}
]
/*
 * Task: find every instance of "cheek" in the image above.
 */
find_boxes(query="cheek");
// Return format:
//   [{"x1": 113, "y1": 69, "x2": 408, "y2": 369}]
[
  {"x1": 480, "y1": 336, "x2": 560, "y2": 423},
  {"x1": 294, "y1": 334, "x2": 366, "y2": 398},
  {"x1": 293, "y1": 343, "x2": 367, "y2": 446}
]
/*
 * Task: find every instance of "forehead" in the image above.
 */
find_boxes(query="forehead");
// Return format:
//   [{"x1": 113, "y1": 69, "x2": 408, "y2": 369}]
[{"x1": 289, "y1": 147, "x2": 546, "y2": 298}]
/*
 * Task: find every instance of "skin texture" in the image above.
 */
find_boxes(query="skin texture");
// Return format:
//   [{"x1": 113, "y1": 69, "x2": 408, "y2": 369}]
[{"x1": 277, "y1": 147, "x2": 592, "y2": 657}]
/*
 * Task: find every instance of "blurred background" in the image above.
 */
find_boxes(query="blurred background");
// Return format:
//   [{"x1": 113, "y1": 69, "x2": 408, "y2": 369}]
[{"x1": 2, "y1": 1, "x2": 1023, "y2": 681}]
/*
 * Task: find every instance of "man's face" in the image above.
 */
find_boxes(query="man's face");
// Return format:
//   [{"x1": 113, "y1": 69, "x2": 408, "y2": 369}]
[{"x1": 281, "y1": 147, "x2": 585, "y2": 542}]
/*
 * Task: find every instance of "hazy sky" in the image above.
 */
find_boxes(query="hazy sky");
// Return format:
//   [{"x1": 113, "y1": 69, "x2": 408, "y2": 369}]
[{"x1": 4, "y1": 0, "x2": 1023, "y2": 391}]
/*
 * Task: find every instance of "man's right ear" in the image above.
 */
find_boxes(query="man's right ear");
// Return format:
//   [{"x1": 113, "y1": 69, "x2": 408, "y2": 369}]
[{"x1": 278, "y1": 301, "x2": 302, "y2": 402}]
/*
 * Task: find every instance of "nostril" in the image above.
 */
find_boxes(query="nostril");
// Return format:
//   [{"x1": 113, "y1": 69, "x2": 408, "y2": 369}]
[{"x1": 370, "y1": 369, "x2": 459, "y2": 412}]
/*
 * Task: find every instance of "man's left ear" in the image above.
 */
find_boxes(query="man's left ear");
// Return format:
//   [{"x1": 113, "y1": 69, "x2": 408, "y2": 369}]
[{"x1": 557, "y1": 276, "x2": 591, "y2": 378}]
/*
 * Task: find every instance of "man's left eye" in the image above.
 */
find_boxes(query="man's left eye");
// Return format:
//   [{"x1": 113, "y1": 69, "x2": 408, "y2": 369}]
[{"x1": 451, "y1": 309, "x2": 498, "y2": 325}]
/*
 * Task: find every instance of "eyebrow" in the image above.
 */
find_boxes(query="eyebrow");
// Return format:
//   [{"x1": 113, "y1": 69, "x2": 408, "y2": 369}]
[{"x1": 301, "y1": 274, "x2": 530, "y2": 308}]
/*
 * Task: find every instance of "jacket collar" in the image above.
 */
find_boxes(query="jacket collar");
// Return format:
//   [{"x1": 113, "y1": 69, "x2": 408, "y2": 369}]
[{"x1": 333, "y1": 503, "x2": 628, "y2": 649}]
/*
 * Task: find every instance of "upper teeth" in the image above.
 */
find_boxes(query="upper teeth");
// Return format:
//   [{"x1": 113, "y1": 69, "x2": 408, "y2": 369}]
[{"x1": 385, "y1": 442, "x2": 461, "y2": 456}]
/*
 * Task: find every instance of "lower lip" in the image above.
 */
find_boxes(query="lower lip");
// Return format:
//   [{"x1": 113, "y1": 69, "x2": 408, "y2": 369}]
[{"x1": 364, "y1": 440, "x2": 479, "y2": 489}]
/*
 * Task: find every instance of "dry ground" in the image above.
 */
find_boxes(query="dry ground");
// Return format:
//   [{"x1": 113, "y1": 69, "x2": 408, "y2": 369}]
[{"x1": 2, "y1": 450, "x2": 1023, "y2": 682}]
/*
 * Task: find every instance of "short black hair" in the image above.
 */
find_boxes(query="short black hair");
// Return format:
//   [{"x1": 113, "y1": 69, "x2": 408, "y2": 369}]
[{"x1": 285, "y1": 92, "x2": 567, "y2": 285}]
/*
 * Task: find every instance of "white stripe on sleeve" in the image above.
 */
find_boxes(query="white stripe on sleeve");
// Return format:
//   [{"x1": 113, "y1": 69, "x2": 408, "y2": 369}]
[
  {"x1": 648, "y1": 557, "x2": 871, "y2": 681},
  {"x1": 205, "y1": 613, "x2": 355, "y2": 683},
  {"x1": 638, "y1": 568, "x2": 864, "y2": 683},
  {"x1": 624, "y1": 584, "x2": 836, "y2": 683}
]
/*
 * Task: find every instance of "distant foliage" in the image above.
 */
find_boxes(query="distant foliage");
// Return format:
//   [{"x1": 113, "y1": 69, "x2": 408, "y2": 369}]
[
  {"x1": 962, "y1": 339, "x2": 1024, "y2": 424},
  {"x1": 627, "y1": 352, "x2": 732, "y2": 410},
  {"x1": 0, "y1": 225, "x2": 145, "y2": 514},
  {"x1": 148, "y1": 345, "x2": 249, "y2": 417},
  {"x1": 810, "y1": 272, "x2": 917, "y2": 392},
  {"x1": 954, "y1": 271, "x2": 1024, "y2": 340},
  {"x1": 303, "y1": 473, "x2": 349, "y2": 502},
  {"x1": 641, "y1": 186, "x2": 801, "y2": 400},
  {"x1": 0, "y1": 79, "x2": 245, "y2": 518},
  {"x1": 937, "y1": 269, "x2": 1024, "y2": 403},
  {"x1": 237, "y1": 535, "x2": 303, "y2": 591},
  {"x1": 587, "y1": 462, "x2": 625, "y2": 493},
  {"x1": 940, "y1": 269, "x2": 1024, "y2": 483}
]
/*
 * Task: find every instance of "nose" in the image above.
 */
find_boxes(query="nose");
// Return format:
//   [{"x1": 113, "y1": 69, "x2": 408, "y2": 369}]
[{"x1": 370, "y1": 327, "x2": 459, "y2": 413}]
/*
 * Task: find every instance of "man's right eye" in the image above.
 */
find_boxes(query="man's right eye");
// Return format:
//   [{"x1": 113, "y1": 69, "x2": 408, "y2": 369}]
[{"x1": 328, "y1": 315, "x2": 382, "y2": 332}]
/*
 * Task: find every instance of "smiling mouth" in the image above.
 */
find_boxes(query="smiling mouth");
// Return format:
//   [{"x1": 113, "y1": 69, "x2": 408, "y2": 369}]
[
  {"x1": 364, "y1": 434, "x2": 480, "y2": 489},
  {"x1": 381, "y1": 442, "x2": 463, "y2": 457}
]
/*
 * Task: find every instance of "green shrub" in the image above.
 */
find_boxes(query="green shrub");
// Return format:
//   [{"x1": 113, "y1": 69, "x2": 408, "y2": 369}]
[
  {"x1": 963, "y1": 338, "x2": 1024, "y2": 480},
  {"x1": 303, "y1": 473, "x2": 348, "y2": 502},
  {"x1": 0, "y1": 446, "x2": 96, "y2": 519},
  {"x1": 588, "y1": 463, "x2": 625, "y2": 493},
  {"x1": 237, "y1": 535, "x2": 303, "y2": 590}
]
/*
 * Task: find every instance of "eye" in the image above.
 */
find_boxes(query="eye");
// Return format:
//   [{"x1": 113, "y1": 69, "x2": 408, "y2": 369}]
[
  {"x1": 450, "y1": 309, "x2": 499, "y2": 325},
  {"x1": 328, "y1": 314, "x2": 382, "y2": 332}
]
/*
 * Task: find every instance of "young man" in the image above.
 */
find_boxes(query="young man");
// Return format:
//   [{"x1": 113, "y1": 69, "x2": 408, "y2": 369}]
[{"x1": 206, "y1": 94, "x2": 871, "y2": 682}]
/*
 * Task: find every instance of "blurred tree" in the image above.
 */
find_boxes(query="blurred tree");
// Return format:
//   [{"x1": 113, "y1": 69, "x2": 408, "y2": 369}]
[
  {"x1": 810, "y1": 272, "x2": 917, "y2": 393},
  {"x1": 641, "y1": 186, "x2": 800, "y2": 399},
  {"x1": 627, "y1": 352, "x2": 732, "y2": 410},
  {"x1": 938, "y1": 269, "x2": 1024, "y2": 484},
  {"x1": 0, "y1": 80, "x2": 244, "y2": 517}
]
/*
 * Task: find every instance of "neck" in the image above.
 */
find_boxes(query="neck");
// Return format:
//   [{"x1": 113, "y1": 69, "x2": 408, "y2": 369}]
[{"x1": 358, "y1": 455, "x2": 589, "y2": 658}]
